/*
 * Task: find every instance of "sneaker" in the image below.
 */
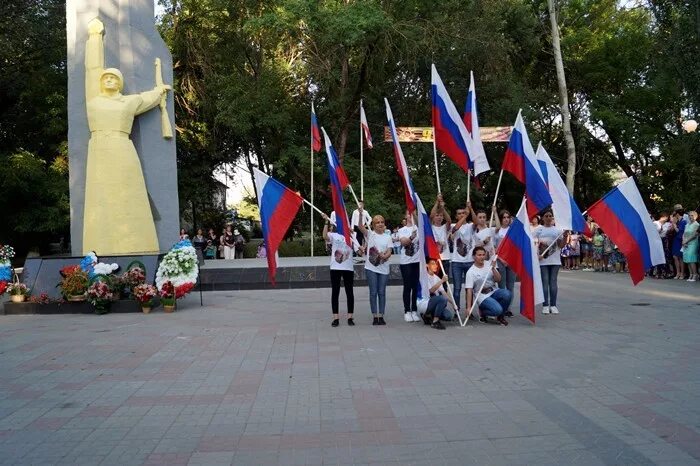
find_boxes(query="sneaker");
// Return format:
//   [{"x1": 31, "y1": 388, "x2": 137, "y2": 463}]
[
  {"x1": 504, "y1": 310, "x2": 514, "y2": 317},
  {"x1": 347, "y1": 318, "x2": 355, "y2": 326},
  {"x1": 479, "y1": 316, "x2": 488, "y2": 324},
  {"x1": 420, "y1": 312, "x2": 433, "y2": 325},
  {"x1": 331, "y1": 319, "x2": 339, "y2": 327},
  {"x1": 373, "y1": 316, "x2": 380, "y2": 326},
  {"x1": 378, "y1": 316, "x2": 386, "y2": 325},
  {"x1": 431, "y1": 321, "x2": 446, "y2": 330},
  {"x1": 496, "y1": 315, "x2": 509, "y2": 326},
  {"x1": 542, "y1": 306, "x2": 551, "y2": 314},
  {"x1": 549, "y1": 306, "x2": 559, "y2": 314},
  {"x1": 404, "y1": 313, "x2": 413, "y2": 322},
  {"x1": 411, "y1": 311, "x2": 421, "y2": 322}
]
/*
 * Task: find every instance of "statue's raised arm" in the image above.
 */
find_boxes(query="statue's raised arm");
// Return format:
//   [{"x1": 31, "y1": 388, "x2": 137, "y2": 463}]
[{"x1": 85, "y1": 18, "x2": 105, "y2": 102}]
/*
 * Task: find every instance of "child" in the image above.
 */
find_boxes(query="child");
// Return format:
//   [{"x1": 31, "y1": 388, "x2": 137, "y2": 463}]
[
  {"x1": 568, "y1": 231, "x2": 581, "y2": 270},
  {"x1": 592, "y1": 228, "x2": 604, "y2": 271},
  {"x1": 602, "y1": 233, "x2": 614, "y2": 272}
]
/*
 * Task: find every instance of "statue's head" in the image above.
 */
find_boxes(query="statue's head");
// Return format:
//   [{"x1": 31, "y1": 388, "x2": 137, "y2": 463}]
[{"x1": 100, "y1": 68, "x2": 124, "y2": 93}]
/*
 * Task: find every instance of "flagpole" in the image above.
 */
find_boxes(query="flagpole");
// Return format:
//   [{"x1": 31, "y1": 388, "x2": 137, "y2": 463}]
[
  {"x1": 310, "y1": 108, "x2": 315, "y2": 258},
  {"x1": 431, "y1": 127, "x2": 442, "y2": 193},
  {"x1": 301, "y1": 198, "x2": 336, "y2": 225},
  {"x1": 348, "y1": 185, "x2": 361, "y2": 210},
  {"x1": 467, "y1": 170, "x2": 471, "y2": 204},
  {"x1": 360, "y1": 100, "x2": 364, "y2": 200},
  {"x1": 489, "y1": 169, "x2": 504, "y2": 227},
  {"x1": 439, "y1": 260, "x2": 463, "y2": 326},
  {"x1": 538, "y1": 209, "x2": 589, "y2": 258}
]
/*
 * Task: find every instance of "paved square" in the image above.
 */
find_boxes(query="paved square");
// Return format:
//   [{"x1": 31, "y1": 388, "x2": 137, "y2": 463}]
[{"x1": 1, "y1": 272, "x2": 699, "y2": 465}]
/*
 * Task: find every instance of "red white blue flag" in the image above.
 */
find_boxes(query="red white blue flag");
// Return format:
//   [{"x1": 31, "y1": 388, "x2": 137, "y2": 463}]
[
  {"x1": 321, "y1": 128, "x2": 352, "y2": 247},
  {"x1": 431, "y1": 64, "x2": 474, "y2": 174},
  {"x1": 253, "y1": 168, "x2": 303, "y2": 284},
  {"x1": 462, "y1": 71, "x2": 490, "y2": 176},
  {"x1": 586, "y1": 178, "x2": 665, "y2": 285},
  {"x1": 502, "y1": 111, "x2": 552, "y2": 218},
  {"x1": 385, "y1": 98, "x2": 417, "y2": 213},
  {"x1": 496, "y1": 197, "x2": 543, "y2": 323},
  {"x1": 360, "y1": 100, "x2": 373, "y2": 149},
  {"x1": 311, "y1": 103, "x2": 322, "y2": 152}
]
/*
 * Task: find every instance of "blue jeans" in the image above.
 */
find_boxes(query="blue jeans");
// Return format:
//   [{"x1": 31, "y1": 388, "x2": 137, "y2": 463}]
[
  {"x1": 366, "y1": 269, "x2": 389, "y2": 315},
  {"x1": 400, "y1": 262, "x2": 420, "y2": 313},
  {"x1": 425, "y1": 294, "x2": 453, "y2": 321},
  {"x1": 479, "y1": 289, "x2": 512, "y2": 318},
  {"x1": 450, "y1": 261, "x2": 472, "y2": 309},
  {"x1": 540, "y1": 265, "x2": 560, "y2": 306},
  {"x1": 497, "y1": 259, "x2": 516, "y2": 296}
]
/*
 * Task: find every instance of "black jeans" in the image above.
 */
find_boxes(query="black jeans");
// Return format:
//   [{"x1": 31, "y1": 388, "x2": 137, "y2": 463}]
[
  {"x1": 330, "y1": 269, "x2": 354, "y2": 315},
  {"x1": 400, "y1": 262, "x2": 420, "y2": 313}
]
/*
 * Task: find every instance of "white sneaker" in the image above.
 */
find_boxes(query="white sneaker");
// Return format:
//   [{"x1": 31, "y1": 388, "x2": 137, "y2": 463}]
[
  {"x1": 411, "y1": 311, "x2": 421, "y2": 322},
  {"x1": 542, "y1": 306, "x2": 551, "y2": 314},
  {"x1": 549, "y1": 306, "x2": 559, "y2": 314},
  {"x1": 404, "y1": 313, "x2": 413, "y2": 322}
]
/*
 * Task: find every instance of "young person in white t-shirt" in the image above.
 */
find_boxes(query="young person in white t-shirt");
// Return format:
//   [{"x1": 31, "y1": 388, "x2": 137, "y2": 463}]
[
  {"x1": 465, "y1": 246, "x2": 512, "y2": 326},
  {"x1": 493, "y1": 209, "x2": 516, "y2": 315},
  {"x1": 417, "y1": 258, "x2": 454, "y2": 330},
  {"x1": 357, "y1": 215, "x2": 393, "y2": 325},
  {"x1": 399, "y1": 210, "x2": 421, "y2": 322},
  {"x1": 449, "y1": 201, "x2": 475, "y2": 313},
  {"x1": 322, "y1": 215, "x2": 359, "y2": 327},
  {"x1": 533, "y1": 209, "x2": 565, "y2": 315},
  {"x1": 430, "y1": 194, "x2": 452, "y2": 287}
]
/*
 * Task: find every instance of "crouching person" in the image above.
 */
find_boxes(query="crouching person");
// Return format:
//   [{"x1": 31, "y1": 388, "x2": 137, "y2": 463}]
[
  {"x1": 465, "y1": 247, "x2": 512, "y2": 326},
  {"x1": 418, "y1": 258, "x2": 454, "y2": 330}
]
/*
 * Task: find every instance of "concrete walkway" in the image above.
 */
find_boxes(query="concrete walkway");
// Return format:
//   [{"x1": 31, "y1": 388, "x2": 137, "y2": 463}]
[{"x1": 1, "y1": 271, "x2": 699, "y2": 465}]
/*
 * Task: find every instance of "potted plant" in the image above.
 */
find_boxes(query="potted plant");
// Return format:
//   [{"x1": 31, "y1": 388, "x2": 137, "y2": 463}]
[
  {"x1": 133, "y1": 283, "x2": 157, "y2": 313},
  {"x1": 122, "y1": 263, "x2": 146, "y2": 297},
  {"x1": 160, "y1": 281, "x2": 176, "y2": 312},
  {"x1": 7, "y1": 283, "x2": 30, "y2": 303},
  {"x1": 87, "y1": 275, "x2": 114, "y2": 314},
  {"x1": 59, "y1": 265, "x2": 89, "y2": 301}
]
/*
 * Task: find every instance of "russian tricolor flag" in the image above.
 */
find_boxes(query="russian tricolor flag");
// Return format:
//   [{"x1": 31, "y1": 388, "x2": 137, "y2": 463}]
[
  {"x1": 496, "y1": 198, "x2": 544, "y2": 323},
  {"x1": 463, "y1": 71, "x2": 491, "y2": 176},
  {"x1": 586, "y1": 178, "x2": 665, "y2": 285},
  {"x1": 385, "y1": 98, "x2": 417, "y2": 213},
  {"x1": 415, "y1": 193, "x2": 436, "y2": 303},
  {"x1": 322, "y1": 128, "x2": 352, "y2": 246},
  {"x1": 431, "y1": 65, "x2": 474, "y2": 174},
  {"x1": 502, "y1": 111, "x2": 553, "y2": 218},
  {"x1": 360, "y1": 100, "x2": 373, "y2": 149},
  {"x1": 311, "y1": 103, "x2": 322, "y2": 152},
  {"x1": 253, "y1": 168, "x2": 303, "y2": 284},
  {"x1": 536, "y1": 143, "x2": 590, "y2": 235}
]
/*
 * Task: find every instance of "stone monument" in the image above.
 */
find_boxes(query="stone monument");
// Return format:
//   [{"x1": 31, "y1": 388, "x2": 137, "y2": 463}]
[{"x1": 66, "y1": 0, "x2": 179, "y2": 255}]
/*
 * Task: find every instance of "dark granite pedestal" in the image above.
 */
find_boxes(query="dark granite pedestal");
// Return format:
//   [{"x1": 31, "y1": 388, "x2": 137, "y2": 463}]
[
  {"x1": 2, "y1": 299, "x2": 146, "y2": 315},
  {"x1": 21, "y1": 254, "x2": 162, "y2": 299}
]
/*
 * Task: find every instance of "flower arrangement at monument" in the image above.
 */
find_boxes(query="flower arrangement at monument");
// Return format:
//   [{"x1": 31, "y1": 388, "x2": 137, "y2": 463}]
[
  {"x1": 87, "y1": 278, "x2": 114, "y2": 314},
  {"x1": 59, "y1": 265, "x2": 90, "y2": 300},
  {"x1": 7, "y1": 283, "x2": 30, "y2": 302},
  {"x1": 159, "y1": 281, "x2": 176, "y2": 311},
  {"x1": 155, "y1": 240, "x2": 198, "y2": 303},
  {"x1": 80, "y1": 252, "x2": 119, "y2": 277},
  {"x1": 133, "y1": 283, "x2": 157, "y2": 313}
]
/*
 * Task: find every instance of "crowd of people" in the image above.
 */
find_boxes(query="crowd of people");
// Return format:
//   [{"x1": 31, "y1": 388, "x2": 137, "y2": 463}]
[
  {"x1": 319, "y1": 197, "x2": 700, "y2": 329},
  {"x1": 178, "y1": 226, "x2": 247, "y2": 261}
]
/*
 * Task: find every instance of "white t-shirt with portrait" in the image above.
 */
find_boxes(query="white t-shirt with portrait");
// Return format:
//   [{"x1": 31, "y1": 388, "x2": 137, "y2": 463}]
[
  {"x1": 398, "y1": 225, "x2": 420, "y2": 265},
  {"x1": 451, "y1": 223, "x2": 474, "y2": 263},
  {"x1": 472, "y1": 226, "x2": 496, "y2": 260},
  {"x1": 464, "y1": 262, "x2": 497, "y2": 305},
  {"x1": 417, "y1": 272, "x2": 445, "y2": 313},
  {"x1": 495, "y1": 226, "x2": 510, "y2": 250},
  {"x1": 533, "y1": 225, "x2": 563, "y2": 266},
  {"x1": 432, "y1": 223, "x2": 450, "y2": 260},
  {"x1": 365, "y1": 230, "x2": 392, "y2": 275},
  {"x1": 327, "y1": 232, "x2": 354, "y2": 272}
]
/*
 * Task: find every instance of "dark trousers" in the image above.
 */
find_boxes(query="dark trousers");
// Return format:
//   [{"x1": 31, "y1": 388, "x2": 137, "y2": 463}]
[
  {"x1": 330, "y1": 269, "x2": 354, "y2": 315},
  {"x1": 400, "y1": 262, "x2": 420, "y2": 313}
]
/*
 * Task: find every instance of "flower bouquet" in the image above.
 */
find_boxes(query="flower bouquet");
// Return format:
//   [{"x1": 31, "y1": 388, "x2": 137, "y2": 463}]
[
  {"x1": 87, "y1": 278, "x2": 114, "y2": 314},
  {"x1": 121, "y1": 263, "x2": 146, "y2": 297},
  {"x1": 159, "y1": 281, "x2": 176, "y2": 312},
  {"x1": 0, "y1": 244, "x2": 14, "y2": 297},
  {"x1": 155, "y1": 240, "x2": 198, "y2": 309},
  {"x1": 59, "y1": 266, "x2": 89, "y2": 301},
  {"x1": 7, "y1": 283, "x2": 30, "y2": 303},
  {"x1": 133, "y1": 283, "x2": 157, "y2": 313}
]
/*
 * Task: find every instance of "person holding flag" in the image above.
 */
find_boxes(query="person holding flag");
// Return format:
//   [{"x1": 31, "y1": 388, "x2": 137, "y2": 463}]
[
  {"x1": 357, "y1": 216, "x2": 393, "y2": 325},
  {"x1": 322, "y1": 215, "x2": 358, "y2": 327},
  {"x1": 533, "y1": 209, "x2": 566, "y2": 315},
  {"x1": 398, "y1": 210, "x2": 421, "y2": 322},
  {"x1": 430, "y1": 194, "x2": 452, "y2": 284},
  {"x1": 465, "y1": 246, "x2": 511, "y2": 326},
  {"x1": 449, "y1": 200, "x2": 476, "y2": 313},
  {"x1": 418, "y1": 258, "x2": 452, "y2": 330}
]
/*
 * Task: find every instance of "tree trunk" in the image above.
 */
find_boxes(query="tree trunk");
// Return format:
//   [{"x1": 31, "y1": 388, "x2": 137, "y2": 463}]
[{"x1": 548, "y1": 0, "x2": 577, "y2": 193}]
